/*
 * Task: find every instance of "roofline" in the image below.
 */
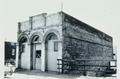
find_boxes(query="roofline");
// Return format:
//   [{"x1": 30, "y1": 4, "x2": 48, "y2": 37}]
[{"x1": 60, "y1": 11, "x2": 112, "y2": 39}]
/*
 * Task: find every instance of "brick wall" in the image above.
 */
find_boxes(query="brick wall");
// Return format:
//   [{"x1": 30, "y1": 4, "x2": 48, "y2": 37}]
[{"x1": 62, "y1": 13, "x2": 113, "y2": 76}]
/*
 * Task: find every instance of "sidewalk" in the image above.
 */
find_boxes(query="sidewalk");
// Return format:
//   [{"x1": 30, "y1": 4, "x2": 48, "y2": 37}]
[{"x1": 4, "y1": 70, "x2": 116, "y2": 79}]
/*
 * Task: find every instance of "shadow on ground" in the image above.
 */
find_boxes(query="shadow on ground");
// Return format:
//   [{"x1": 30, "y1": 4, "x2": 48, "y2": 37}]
[
  {"x1": 10, "y1": 69, "x2": 116, "y2": 79},
  {"x1": 15, "y1": 69, "x2": 80, "y2": 79}
]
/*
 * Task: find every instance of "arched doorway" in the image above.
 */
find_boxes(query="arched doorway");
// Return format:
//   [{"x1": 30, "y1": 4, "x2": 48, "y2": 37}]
[
  {"x1": 31, "y1": 35, "x2": 42, "y2": 70},
  {"x1": 45, "y1": 33, "x2": 59, "y2": 71},
  {"x1": 18, "y1": 36, "x2": 28, "y2": 69}
]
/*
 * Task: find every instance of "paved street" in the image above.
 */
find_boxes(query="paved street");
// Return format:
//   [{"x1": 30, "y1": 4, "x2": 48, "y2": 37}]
[{"x1": 4, "y1": 70, "x2": 116, "y2": 79}]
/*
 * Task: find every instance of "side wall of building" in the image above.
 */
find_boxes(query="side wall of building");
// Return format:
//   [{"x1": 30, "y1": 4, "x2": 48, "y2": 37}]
[{"x1": 62, "y1": 13, "x2": 113, "y2": 75}]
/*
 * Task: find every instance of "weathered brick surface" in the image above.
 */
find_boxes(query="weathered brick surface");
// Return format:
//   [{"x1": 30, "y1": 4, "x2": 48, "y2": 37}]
[
  {"x1": 20, "y1": 21, "x2": 31, "y2": 31},
  {"x1": 32, "y1": 13, "x2": 46, "y2": 29},
  {"x1": 62, "y1": 12, "x2": 113, "y2": 76}
]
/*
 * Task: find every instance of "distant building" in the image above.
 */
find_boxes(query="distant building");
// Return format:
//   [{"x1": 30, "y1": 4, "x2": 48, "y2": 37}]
[
  {"x1": 16, "y1": 11, "x2": 114, "y2": 76},
  {"x1": 5, "y1": 41, "x2": 16, "y2": 65}
]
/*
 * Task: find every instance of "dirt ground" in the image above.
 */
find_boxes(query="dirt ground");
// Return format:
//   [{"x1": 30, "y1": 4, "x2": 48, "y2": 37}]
[{"x1": 4, "y1": 70, "x2": 116, "y2": 79}]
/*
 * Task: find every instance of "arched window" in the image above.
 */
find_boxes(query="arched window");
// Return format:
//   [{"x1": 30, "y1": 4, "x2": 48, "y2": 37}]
[
  {"x1": 45, "y1": 33, "x2": 58, "y2": 52},
  {"x1": 46, "y1": 33, "x2": 58, "y2": 40},
  {"x1": 49, "y1": 34, "x2": 57, "y2": 40},
  {"x1": 19, "y1": 36, "x2": 28, "y2": 53},
  {"x1": 20, "y1": 37, "x2": 27, "y2": 43},
  {"x1": 31, "y1": 35, "x2": 40, "y2": 44},
  {"x1": 32, "y1": 36, "x2": 39, "y2": 43}
]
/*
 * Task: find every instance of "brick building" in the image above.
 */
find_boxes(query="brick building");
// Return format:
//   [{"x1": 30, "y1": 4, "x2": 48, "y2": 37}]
[
  {"x1": 5, "y1": 41, "x2": 16, "y2": 65},
  {"x1": 16, "y1": 11, "x2": 114, "y2": 76}
]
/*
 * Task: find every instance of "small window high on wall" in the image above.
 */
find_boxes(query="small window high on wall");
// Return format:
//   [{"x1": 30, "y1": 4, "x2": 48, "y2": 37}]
[
  {"x1": 54, "y1": 41, "x2": 58, "y2": 52},
  {"x1": 21, "y1": 44, "x2": 25, "y2": 53}
]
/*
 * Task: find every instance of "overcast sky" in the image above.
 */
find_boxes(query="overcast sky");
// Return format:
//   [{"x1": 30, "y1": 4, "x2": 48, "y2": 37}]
[{"x1": 0, "y1": 0, "x2": 120, "y2": 46}]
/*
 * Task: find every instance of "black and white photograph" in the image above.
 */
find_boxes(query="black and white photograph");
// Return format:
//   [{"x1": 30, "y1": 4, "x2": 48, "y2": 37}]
[{"x1": 0, "y1": 0, "x2": 119, "y2": 79}]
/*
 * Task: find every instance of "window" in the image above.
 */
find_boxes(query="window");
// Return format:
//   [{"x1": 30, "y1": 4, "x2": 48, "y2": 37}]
[
  {"x1": 54, "y1": 41, "x2": 58, "y2": 52},
  {"x1": 33, "y1": 36, "x2": 39, "y2": 42},
  {"x1": 12, "y1": 49, "x2": 15, "y2": 55},
  {"x1": 21, "y1": 44, "x2": 25, "y2": 53},
  {"x1": 36, "y1": 50, "x2": 41, "y2": 58}
]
